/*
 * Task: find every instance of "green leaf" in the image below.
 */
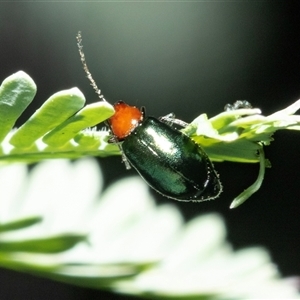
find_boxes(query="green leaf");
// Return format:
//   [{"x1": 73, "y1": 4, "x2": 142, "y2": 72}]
[
  {"x1": 184, "y1": 101, "x2": 300, "y2": 164},
  {"x1": 0, "y1": 216, "x2": 42, "y2": 233},
  {"x1": 0, "y1": 71, "x2": 36, "y2": 142},
  {"x1": 229, "y1": 147, "x2": 267, "y2": 209},
  {"x1": 0, "y1": 71, "x2": 118, "y2": 163},
  {"x1": 43, "y1": 101, "x2": 114, "y2": 147},
  {"x1": 10, "y1": 88, "x2": 85, "y2": 148},
  {"x1": 0, "y1": 234, "x2": 86, "y2": 253}
]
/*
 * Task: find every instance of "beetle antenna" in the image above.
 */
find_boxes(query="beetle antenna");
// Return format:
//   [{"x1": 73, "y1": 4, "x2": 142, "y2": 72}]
[
  {"x1": 76, "y1": 31, "x2": 106, "y2": 102},
  {"x1": 76, "y1": 31, "x2": 131, "y2": 170}
]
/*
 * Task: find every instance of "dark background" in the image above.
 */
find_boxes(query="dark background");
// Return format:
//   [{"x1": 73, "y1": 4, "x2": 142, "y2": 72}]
[{"x1": 1, "y1": 2, "x2": 300, "y2": 299}]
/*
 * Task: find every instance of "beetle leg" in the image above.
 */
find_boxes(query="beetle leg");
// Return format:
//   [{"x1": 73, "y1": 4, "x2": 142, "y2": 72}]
[
  {"x1": 107, "y1": 134, "x2": 132, "y2": 170},
  {"x1": 121, "y1": 150, "x2": 131, "y2": 170},
  {"x1": 224, "y1": 100, "x2": 252, "y2": 111},
  {"x1": 140, "y1": 106, "x2": 146, "y2": 117},
  {"x1": 159, "y1": 113, "x2": 189, "y2": 129},
  {"x1": 116, "y1": 142, "x2": 132, "y2": 170}
]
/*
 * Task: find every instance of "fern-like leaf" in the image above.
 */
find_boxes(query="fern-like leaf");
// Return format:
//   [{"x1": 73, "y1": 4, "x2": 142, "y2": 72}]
[{"x1": 0, "y1": 71, "x2": 119, "y2": 164}]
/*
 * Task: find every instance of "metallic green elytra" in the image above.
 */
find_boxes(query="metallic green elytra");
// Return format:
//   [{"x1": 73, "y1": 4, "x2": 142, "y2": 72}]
[{"x1": 122, "y1": 116, "x2": 222, "y2": 201}]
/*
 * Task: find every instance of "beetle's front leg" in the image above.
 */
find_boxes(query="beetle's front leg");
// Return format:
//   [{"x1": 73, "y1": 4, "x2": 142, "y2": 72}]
[{"x1": 107, "y1": 135, "x2": 132, "y2": 170}]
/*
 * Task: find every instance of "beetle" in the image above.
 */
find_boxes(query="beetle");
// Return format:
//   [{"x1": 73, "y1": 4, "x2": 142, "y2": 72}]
[{"x1": 76, "y1": 32, "x2": 222, "y2": 202}]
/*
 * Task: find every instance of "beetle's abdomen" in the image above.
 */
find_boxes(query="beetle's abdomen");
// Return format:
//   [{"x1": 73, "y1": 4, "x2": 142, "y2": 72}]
[{"x1": 122, "y1": 117, "x2": 222, "y2": 201}]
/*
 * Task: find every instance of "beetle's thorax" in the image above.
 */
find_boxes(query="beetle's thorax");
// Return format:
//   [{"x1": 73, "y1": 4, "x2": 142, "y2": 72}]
[{"x1": 109, "y1": 101, "x2": 143, "y2": 140}]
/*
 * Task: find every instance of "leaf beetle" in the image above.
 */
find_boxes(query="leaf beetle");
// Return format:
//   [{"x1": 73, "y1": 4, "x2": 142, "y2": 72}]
[{"x1": 76, "y1": 32, "x2": 222, "y2": 202}]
